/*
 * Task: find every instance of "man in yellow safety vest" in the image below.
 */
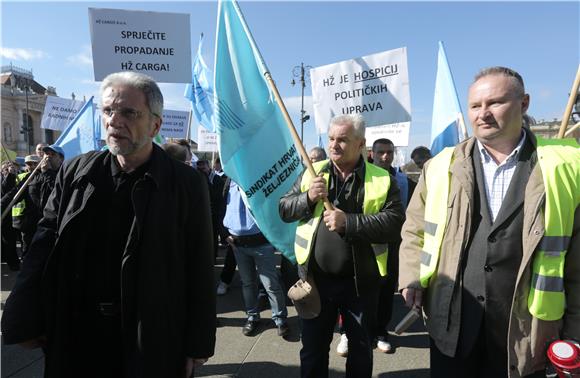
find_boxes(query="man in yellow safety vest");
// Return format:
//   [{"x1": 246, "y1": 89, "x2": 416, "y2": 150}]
[
  {"x1": 280, "y1": 114, "x2": 404, "y2": 377},
  {"x1": 399, "y1": 66, "x2": 580, "y2": 378}
]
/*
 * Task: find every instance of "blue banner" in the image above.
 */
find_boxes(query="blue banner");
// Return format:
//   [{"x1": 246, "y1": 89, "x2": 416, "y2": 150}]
[
  {"x1": 430, "y1": 41, "x2": 463, "y2": 156},
  {"x1": 54, "y1": 96, "x2": 99, "y2": 160},
  {"x1": 185, "y1": 33, "x2": 215, "y2": 132},
  {"x1": 214, "y1": 0, "x2": 301, "y2": 263}
]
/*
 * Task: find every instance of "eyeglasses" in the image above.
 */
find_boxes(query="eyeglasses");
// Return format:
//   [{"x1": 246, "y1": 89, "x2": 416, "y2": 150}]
[{"x1": 102, "y1": 107, "x2": 160, "y2": 121}]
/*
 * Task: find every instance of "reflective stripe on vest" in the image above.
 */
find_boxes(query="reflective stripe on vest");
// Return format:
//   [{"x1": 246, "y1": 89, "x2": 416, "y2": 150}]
[
  {"x1": 528, "y1": 137, "x2": 580, "y2": 321},
  {"x1": 420, "y1": 147, "x2": 454, "y2": 288},
  {"x1": 11, "y1": 172, "x2": 28, "y2": 217},
  {"x1": 294, "y1": 160, "x2": 391, "y2": 276}
]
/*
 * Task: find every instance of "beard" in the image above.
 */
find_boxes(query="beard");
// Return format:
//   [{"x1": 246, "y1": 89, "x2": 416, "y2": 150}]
[{"x1": 107, "y1": 134, "x2": 151, "y2": 156}]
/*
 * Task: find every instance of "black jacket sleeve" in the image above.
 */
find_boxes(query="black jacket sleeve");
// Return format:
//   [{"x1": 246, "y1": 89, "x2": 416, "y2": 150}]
[{"x1": 279, "y1": 172, "x2": 315, "y2": 223}]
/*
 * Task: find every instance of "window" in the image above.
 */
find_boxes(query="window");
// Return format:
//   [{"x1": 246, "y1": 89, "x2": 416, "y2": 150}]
[{"x1": 3, "y1": 122, "x2": 13, "y2": 142}]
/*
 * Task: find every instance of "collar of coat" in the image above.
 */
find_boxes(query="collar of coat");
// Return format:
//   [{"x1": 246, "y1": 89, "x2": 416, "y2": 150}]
[
  {"x1": 453, "y1": 126, "x2": 537, "y2": 163},
  {"x1": 69, "y1": 143, "x2": 168, "y2": 190}
]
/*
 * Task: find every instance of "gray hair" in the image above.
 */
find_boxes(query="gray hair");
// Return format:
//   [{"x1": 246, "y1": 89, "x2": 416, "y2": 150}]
[
  {"x1": 330, "y1": 114, "x2": 366, "y2": 139},
  {"x1": 309, "y1": 146, "x2": 327, "y2": 160},
  {"x1": 100, "y1": 71, "x2": 164, "y2": 117},
  {"x1": 473, "y1": 66, "x2": 525, "y2": 99}
]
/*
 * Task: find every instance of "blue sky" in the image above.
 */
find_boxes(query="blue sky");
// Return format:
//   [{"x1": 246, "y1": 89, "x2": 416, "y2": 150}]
[{"x1": 1, "y1": 1, "x2": 578, "y2": 157}]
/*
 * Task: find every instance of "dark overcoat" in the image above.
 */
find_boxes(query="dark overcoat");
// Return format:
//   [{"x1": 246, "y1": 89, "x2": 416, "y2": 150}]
[{"x1": 1, "y1": 145, "x2": 216, "y2": 377}]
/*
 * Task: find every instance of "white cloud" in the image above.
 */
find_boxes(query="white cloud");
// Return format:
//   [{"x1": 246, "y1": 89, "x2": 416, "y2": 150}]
[
  {"x1": 0, "y1": 47, "x2": 47, "y2": 61},
  {"x1": 66, "y1": 46, "x2": 93, "y2": 67}
]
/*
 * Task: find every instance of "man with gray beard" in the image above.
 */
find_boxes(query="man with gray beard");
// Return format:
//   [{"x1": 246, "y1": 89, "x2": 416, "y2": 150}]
[{"x1": 1, "y1": 72, "x2": 216, "y2": 378}]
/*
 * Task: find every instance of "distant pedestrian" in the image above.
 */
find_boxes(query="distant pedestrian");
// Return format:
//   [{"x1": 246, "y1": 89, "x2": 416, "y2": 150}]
[
  {"x1": 308, "y1": 146, "x2": 327, "y2": 163},
  {"x1": 1, "y1": 161, "x2": 20, "y2": 270},
  {"x1": 224, "y1": 179, "x2": 289, "y2": 338}
]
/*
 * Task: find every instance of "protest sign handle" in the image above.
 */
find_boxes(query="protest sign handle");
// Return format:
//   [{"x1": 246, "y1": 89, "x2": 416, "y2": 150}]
[
  {"x1": 565, "y1": 122, "x2": 580, "y2": 137},
  {"x1": 186, "y1": 109, "x2": 193, "y2": 141},
  {"x1": 264, "y1": 72, "x2": 334, "y2": 211},
  {"x1": 1, "y1": 156, "x2": 47, "y2": 222},
  {"x1": 557, "y1": 64, "x2": 580, "y2": 139}
]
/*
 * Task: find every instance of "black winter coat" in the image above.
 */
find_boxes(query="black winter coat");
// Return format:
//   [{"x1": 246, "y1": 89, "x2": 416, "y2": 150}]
[{"x1": 1, "y1": 145, "x2": 216, "y2": 377}]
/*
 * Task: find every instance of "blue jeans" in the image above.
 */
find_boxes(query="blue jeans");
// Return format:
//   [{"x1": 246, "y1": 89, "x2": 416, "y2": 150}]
[{"x1": 233, "y1": 243, "x2": 288, "y2": 326}]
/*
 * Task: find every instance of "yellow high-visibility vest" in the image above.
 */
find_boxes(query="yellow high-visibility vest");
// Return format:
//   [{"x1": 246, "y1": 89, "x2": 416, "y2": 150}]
[
  {"x1": 294, "y1": 159, "x2": 391, "y2": 276},
  {"x1": 11, "y1": 172, "x2": 28, "y2": 218},
  {"x1": 421, "y1": 138, "x2": 580, "y2": 320},
  {"x1": 528, "y1": 138, "x2": 579, "y2": 320},
  {"x1": 420, "y1": 147, "x2": 454, "y2": 288}
]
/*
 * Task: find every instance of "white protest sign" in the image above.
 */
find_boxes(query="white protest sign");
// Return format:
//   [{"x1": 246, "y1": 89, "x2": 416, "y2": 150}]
[
  {"x1": 310, "y1": 47, "x2": 411, "y2": 146},
  {"x1": 89, "y1": 8, "x2": 191, "y2": 83},
  {"x1": 40, "y1": 97, "x2": 84, "y2": 131},
  {"x1": 197, "y1": 127, "x2": 218, "y2": 152},
  {"x1": 160, "y1": 110, "x2": 189, "y2": 139}
]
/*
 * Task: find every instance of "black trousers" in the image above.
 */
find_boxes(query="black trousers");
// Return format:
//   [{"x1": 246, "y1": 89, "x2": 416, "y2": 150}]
[
  {"x1": 20, "y1": 229, "x2": 35, "y2": 260},
  {"x1": 300, "y1": 274, "x2": 379, "y2": 378},
  {"x1": 220, "y1": 245, "x2": 237, "y2": 285},
  {"x1": 1, "y1": 221, "x2": 19, "y2": 268},
  {"x1": 375, "y1": 241, "x2": 399, "y2": 340}
]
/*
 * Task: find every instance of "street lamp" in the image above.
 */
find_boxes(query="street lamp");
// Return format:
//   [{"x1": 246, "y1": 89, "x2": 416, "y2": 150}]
[
  {"x1": 18, "y1": 76, "x2": 32, "y2": 154},
  {"x1": 291, "y1": 62, "x2": 312, "y2": 141}
]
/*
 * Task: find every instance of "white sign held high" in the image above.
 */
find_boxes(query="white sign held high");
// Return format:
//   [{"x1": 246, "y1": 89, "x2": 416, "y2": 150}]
[
  {"x1": 89, "y1": 8, "x2": 191, "y2": 83},
  {"x1": 160, "y1": 110, "x2": 189, "y2": 139},
  {"x1": 41, "y1": 97, "x2": 84, "y2": 131},
  {"x1": 198, "y1": 128, "x2": 218, "y2": 152},
  {"x1": 310, "y1": 47, "x2": 412, "y2": 146}
]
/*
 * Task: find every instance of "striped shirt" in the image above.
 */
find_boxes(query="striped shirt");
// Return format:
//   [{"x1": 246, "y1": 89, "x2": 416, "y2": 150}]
[{"x1": 477, "y1": 131, "x2": 526, "y2": 222}]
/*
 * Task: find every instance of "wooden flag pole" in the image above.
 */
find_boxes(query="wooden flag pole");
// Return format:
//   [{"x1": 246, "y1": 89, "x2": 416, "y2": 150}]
[
  {"x1": 1, "y1": 156, "x2": 47, "y2": 222},
  {"x1": 557, "y1": 64, "x2": 580, "y2": 139},
  {"x1": 565, "y1": 122, "x2": 580, "y2": 137},
  {"x1": 264, "y1": 72, "x2": 333, "y2": 211}
]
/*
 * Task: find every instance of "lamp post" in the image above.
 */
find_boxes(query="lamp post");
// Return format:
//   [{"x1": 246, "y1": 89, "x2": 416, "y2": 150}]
[
  {"x1": 291, "y1": 62, "x2": 312, "y2": 141},
  {"x1": 24, "y1": 80, "x2": 31, "y2": 154}
]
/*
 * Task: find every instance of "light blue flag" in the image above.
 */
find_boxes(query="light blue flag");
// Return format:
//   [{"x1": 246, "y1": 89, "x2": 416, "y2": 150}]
[
  {"x1": 54, "y1": 96, "x2": 99, "y2": 159},
  {"x1": 430, "y1": 41, "x2": 463, "y2": 156},
  {"x1": 184, "y1": 33, "x2": 215, "y2": 132},
  {"x1": 214, "y1": 0, "x2": 302, "y2": 263},
  {"x1": 318, "y1": 134, "x2": 325, "y2": 149}
]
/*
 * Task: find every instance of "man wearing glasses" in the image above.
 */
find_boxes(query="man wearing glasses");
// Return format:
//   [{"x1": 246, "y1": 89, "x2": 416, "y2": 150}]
[{"x1": 2, "y1": 71, "x2": 216, "y2": 378}]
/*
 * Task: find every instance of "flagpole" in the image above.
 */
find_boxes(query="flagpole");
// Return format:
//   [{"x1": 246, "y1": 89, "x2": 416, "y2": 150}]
[
  {"x1": 264, "y1": 72, "x2": 333, "y2": 211},
  {"x1": 565, "y1": 122, "x2": 580, "y2": 137},
  {"x1": 1, "y1": 155, "x2": 47, "y2": 222},
  {"x1": 557, "y1": 64, "x2": 580, "y2": 139},
  {"x1": 186, "y1": 109, "x2": 193, "y2": 141},
  {"x1": 457, "y1": 112, "x2": 469, "y2": 141}
]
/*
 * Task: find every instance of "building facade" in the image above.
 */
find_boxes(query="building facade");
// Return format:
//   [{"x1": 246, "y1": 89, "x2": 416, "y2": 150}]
[{"x1": 1, "y1": 64, "x2": 62, "y2": 157}]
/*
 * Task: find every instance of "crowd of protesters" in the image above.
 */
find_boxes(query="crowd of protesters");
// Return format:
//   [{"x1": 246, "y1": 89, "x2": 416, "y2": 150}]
[{"x1": 1, "y1": 66, "x2": 578, "y2": 378}]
